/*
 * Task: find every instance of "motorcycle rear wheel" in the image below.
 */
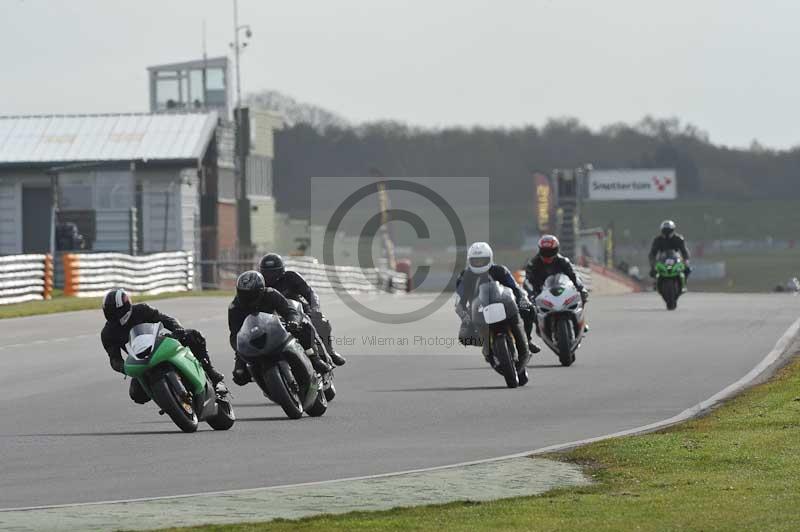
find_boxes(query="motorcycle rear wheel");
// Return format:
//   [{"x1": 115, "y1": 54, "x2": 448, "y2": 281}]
[
  {"x1": 306, "y1": 390, "x2": 328, "y2": 417},
  {"x1": 207, "y1": 398, "x2": 236, "y2": 430}
]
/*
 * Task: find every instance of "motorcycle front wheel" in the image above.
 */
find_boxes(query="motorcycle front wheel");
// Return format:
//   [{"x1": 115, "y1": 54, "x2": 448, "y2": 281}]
[
  {"x1": 661, "y1": 278, "x2": 678, "y2": 310},
  {"x1": 493, "y1": 333, "x2": 519, "y2": 389},
  {"x1": 555, "y1": 318, "x2": 576, "y2": 367},
  {"x1": 150, "y1": 374, "x2": 199, "y2": 433},
  {"x1": 262, "y1": 362, "x2": 304, "y2": 419}
]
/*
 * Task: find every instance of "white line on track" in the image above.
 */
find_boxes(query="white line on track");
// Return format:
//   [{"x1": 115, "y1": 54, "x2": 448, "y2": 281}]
[{"x1": 0, "y1": 334, "x2": 94, "y2": 351}]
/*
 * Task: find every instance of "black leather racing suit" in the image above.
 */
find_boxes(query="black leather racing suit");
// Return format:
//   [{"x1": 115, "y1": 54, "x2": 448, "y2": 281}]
[
  {"x1": 101, "y1": 303, "x2": 220, "y2": 404},
  {"x1": 455, "y1": 265, "x2": 531, "y2": 366},
  {"x1": 228, "y1": 287, "x2": 327, "y2": 385},
  {"x1": 266, "y1": 270, "x2": 338, "y2": 359},
  {"x1": 648, "y1": 233, "x2": 691, "y2": 277}
]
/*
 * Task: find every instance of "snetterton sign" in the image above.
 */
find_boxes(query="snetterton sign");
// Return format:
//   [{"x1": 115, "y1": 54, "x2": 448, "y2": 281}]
[{"x1": 588, "y1": 168, "x2": 676, "y2": 200}]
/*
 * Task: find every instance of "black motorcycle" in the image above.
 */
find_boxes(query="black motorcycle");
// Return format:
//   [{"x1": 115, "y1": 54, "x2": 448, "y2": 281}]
[
  {"x1": 285, "y1": 299, "x2": 336, "y2": 402},
  {"x1": 236, "y1": 312, "x2": 327, "y2": 419}
]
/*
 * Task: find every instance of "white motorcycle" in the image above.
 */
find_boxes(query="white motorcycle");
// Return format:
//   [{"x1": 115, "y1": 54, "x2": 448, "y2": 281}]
[{"x1": 531, "y1": 274, "x2": 587, "y2": 366}]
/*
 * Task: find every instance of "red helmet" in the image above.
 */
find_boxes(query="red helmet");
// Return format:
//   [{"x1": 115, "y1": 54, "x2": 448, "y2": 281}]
[{"x1": 537, "y1": 235, "x2": 560, "y2": 264}]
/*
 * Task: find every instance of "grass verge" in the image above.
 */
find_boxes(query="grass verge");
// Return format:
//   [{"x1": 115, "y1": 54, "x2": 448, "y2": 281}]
[
  {"x1": 0, "y1": 290, "x2": 231, "y2": 320},
  {"x1": 143, "y1": 353, "x2": 800, "y2": 532}
]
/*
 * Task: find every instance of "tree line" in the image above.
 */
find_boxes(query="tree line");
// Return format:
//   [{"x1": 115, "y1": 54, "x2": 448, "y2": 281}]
[{"x1": 273, "y1": 115, "x2": 800, "y2": 221}]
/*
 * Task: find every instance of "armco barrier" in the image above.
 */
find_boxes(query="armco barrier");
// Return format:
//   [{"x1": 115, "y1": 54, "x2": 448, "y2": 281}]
[
  {"x1": 63, "y1": 252, "x2": 193, "y2": 298},
  {"x1": 0, "y1": 254, "x2": 53, "y2": 305}
]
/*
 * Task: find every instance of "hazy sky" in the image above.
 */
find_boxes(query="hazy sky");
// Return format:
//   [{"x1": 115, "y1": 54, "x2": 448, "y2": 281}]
[{"x1": 3, "y1": 0, "x2": 798, "y2": 149}]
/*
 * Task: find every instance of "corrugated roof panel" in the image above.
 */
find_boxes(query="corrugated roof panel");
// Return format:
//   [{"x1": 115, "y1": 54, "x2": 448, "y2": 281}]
[
  {"x1": 18, "y1": 117, "x2": 45, "y2": 162},
  {"x1": 138, "y1": 114, "x2": 170, "y2": 160},
  {"x1": 170, "y1": 114, "x2": 197, "y2": 160},
  {"x1": 0, "y1": 118, "x2": 18, "y2": 157},
  {"x1": 0, "y1": 112, "x2": 217, "y2": 164},
  {"x1": 69, "y1": 114, "x2": 111, "y2": 161},
  {"x1": 39, "y1": 116, "x2": 83, "y2": 162}
]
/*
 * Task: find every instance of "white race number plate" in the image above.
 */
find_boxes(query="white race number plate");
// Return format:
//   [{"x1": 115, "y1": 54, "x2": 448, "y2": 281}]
[{"x1": 481, "y1": 303, "x2": 507, "y2": 324}]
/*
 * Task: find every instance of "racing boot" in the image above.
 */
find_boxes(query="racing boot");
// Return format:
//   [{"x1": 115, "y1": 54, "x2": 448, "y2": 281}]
[
  {"x1": 202, "y1": 361, "x2": 225, "y2": 386},
  {"x1": 194, "y1": 351, "x2": 225, "y2": 385},
  {"x1": 528, "y1": 340, "x2": 541, "y2": 354},
  {"x1": 232, "y1": 356, "x2": 251, "y2": 386},
  {"x1": 327, "y1": 349, "x2": 347, "y2": 367},
  {"x1": 306, "y1": 348, "x2": 332, "y2": 374}
]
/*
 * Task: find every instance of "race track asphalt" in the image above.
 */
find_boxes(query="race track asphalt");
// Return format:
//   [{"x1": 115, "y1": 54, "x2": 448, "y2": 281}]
[{"x1": 0, "y1": 291, "x2": 797, "y2": 509}]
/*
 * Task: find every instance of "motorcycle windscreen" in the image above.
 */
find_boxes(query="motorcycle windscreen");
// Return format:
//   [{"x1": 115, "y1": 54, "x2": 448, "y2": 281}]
[
  {"x1": 543, "y1": 273, "x2": 574, "y2": 296},
  {"x1": 236, "y1": 312, "x2": 291, "y2": 359},
  {"x1": 126, "y1": 322, "x2": 162, "y2": 361},
  {"x1": 472, "y1": 280, "x2": 519, "y2": 325},
  {"x1": 658, "y1": 250, "x2": 681, "y2": 263}
]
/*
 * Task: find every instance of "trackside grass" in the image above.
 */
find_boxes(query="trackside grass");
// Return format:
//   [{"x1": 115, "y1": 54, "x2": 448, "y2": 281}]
[
  {"x1": 141, "y1": 354, "x2": 800, "y2": 532},
  {"x1": 0, "y1": 290, "x2": 232, "y2": 320}
]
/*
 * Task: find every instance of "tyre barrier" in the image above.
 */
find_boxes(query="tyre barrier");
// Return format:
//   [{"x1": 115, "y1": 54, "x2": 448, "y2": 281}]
[
  {"x1": 284, "y1": 256, "x2": 409, "y2": 295},
  {"x1": 62, "y1": 251, "x2": 193, "y2": 298},
  {"x1": 0, "y1": 254, "x2": 53, "y2": 305}
]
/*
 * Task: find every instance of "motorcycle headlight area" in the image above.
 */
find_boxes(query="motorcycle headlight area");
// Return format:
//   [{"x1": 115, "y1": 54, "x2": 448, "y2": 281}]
[{"x1": 129, "y1": 346, "x2": 152, "y2": 361}]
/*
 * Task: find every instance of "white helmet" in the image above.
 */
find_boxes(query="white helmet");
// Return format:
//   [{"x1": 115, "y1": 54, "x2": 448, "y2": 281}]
[{"x1": 467, "y1": 242, "x2": 493, "y2": 274}]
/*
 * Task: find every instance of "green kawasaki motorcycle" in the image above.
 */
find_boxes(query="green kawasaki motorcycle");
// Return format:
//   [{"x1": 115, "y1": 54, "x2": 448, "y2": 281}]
[
  {"x1": 124, "y1": 323, "x2": 235, "y2": 433},
  {"x1": 655, "y1": 251, "x2": 687, "y2": 311}
]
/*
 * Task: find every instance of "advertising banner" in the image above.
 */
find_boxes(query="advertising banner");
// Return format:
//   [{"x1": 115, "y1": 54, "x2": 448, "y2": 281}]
[
  {"x1": 533, "y1": 172, "x2": 553, "y2": 231},
  {"x1": 588, "y1": 168, "x2": 676, "y2": 200}
]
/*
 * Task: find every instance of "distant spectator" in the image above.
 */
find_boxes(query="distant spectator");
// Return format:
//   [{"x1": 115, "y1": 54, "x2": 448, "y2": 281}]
[{"x1": 56, "y1": 222, "x2": 85, "y2": 251}]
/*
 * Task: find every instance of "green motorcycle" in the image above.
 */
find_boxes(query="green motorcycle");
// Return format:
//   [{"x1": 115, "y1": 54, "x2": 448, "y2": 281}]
[
  {"x1": 124, "y1": 323, "x2": 235, "y2": 433},
  {"x1": 655, "y1": 251, "x2": 686, "y2": 311}
]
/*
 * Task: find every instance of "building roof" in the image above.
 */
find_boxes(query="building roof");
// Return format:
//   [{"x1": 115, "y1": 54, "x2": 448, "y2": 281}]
[
  {"x1": 147, "y1": 56, "x2": 228, "y2": 71},
  {"x1": 0, "y1": 112, "x2": 219, "y2": 165}
]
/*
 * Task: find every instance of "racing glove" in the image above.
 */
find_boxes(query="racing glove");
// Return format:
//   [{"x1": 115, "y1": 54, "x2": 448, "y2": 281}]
[
  {"x1": 110, "y1": 356, "x2": 125, "y2": 374},
  {"x1": 171, "y1": 327, "x2": 187, "y2": 342},
  {"x1": 285, "y1": 320, "x2": 302, "y2": 336},
  {"x1": 579, "y1": 288, "x2": 589, "y2": 304}
]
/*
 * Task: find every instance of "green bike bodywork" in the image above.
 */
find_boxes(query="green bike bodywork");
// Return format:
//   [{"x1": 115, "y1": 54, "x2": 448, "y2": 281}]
[
  {"x1": 124, "y1": 336, "x2": 206, "y2": 397},
  {"x1": 655, "y1": 258, "x2": 687, "y2": 288}
]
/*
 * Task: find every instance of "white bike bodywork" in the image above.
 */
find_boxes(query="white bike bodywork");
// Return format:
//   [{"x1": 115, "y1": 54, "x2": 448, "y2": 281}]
[{"x1": 533, "y1": 274, "x2": 587, "y2": 365}]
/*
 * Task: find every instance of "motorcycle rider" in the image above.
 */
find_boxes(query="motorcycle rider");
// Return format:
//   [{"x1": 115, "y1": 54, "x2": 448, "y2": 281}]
[
  {"x1": 455, "y1": 242, "x2": 538, "y2": 381},
  {"x1": 648, "y1": 220, "x2": 691, "y2": 280},
  {"x1": 101, "y1": 289, "x2": 225, "y2": 405},
  {"x1": 258, "y1": 253, "x2": 346, "y2": 367},
  {"x1": 524, "y1": 235, "x2": 589, "y2": 336},
  {"x1": 228, "y1": 270, "x2": 332, "y2": 386}
]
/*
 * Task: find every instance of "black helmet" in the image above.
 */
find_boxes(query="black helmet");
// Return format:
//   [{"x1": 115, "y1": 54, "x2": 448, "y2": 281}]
[
  {"x1": 236, "y1": 270, "x2": 265, "y2": 307},
  {"x1": 259, "y1": 253, "x2": 285, "y2": 286},
  {"x1": 103, "y1": 288, "x2": 132, "y2": 325},
  {"x1": 660, "y1": 220, "x2": 676, "y2": 238}
]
